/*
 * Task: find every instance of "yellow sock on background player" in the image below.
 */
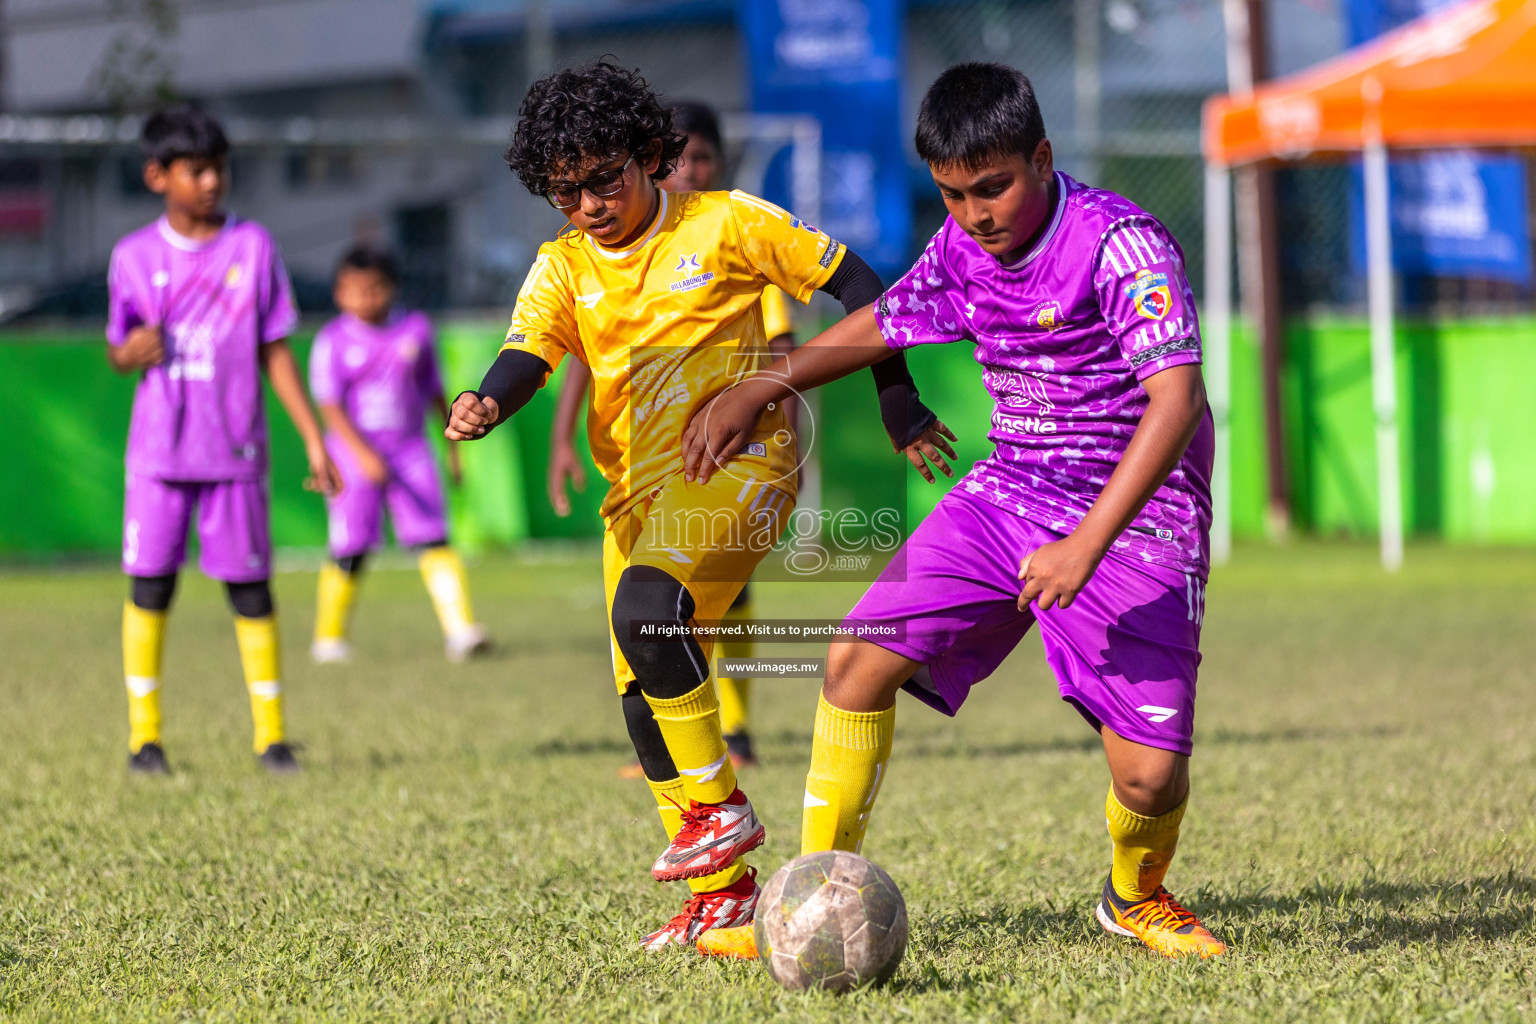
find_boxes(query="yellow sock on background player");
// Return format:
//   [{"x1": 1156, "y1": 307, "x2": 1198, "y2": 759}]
[
  {"x1": 234, "y1": 614, "x2": 285, "y2": 755},
  {"x1": 419, "y1": 546, "x2": 490, "y2": 662},
  {"x1": 716, "y1": 593, "x2": 757, "y2": 767},
  {"x1": 123, "y1": 601, "x2": 166, "y2": 757},
  {"x1": 312, "y1": 561, "x2": 359, "y2": 661},
  {"x1": 801, "y1": 691, "x2": 894, "y2": 854}
]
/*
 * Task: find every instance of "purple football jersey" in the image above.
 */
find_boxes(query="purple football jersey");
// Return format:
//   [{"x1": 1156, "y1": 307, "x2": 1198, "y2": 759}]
[
  {"x1": 107, "y1": 217, "x2": 298, "y2": 481},
  {"x1": 876, "y1": 172, "x2": 1214, "y2": 576},
  {"x1": 309, "y1": 310, "x2": 444, "y2": 454}
]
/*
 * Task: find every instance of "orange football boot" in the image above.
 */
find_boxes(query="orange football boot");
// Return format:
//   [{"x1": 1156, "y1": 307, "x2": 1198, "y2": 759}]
[
  {"x1": 1095, "y1": 876, "x2": 1227, "y2": 958},
  {"x1": 695, "y1": 923, "x2": 758, "y2": 959}
]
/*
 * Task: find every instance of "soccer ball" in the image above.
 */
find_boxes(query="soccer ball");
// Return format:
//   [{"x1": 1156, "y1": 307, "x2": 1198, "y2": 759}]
[{"x1": 755, "y1": 850, "x2": 908, "y2": 992}]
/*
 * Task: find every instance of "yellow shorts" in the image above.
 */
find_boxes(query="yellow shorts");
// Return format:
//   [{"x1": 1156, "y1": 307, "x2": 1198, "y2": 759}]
[{"x1": 604, "y1": 471, "x2": 795, "y2": 694}]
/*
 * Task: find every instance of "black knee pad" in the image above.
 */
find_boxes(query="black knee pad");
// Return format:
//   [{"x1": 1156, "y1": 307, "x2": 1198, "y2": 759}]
[
  {"x1": 336, "y1": 554, "x2": 368, "y2": 575},
  {"x1": 226, "y1": 579, "x2": 274, "y2": 618},
  {"x1": 130, "y1": 574, "x2": 177, "y2": 612},
  {"x1": 610, "y1": 565, "x2": 708, "y2": 700},
  {"x1": 621, "y1": 686, "x2": 678, "y2": 782}
]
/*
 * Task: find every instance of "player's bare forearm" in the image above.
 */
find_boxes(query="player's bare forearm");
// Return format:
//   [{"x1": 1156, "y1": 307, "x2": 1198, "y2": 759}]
[
  {"x1": 319, "y1": 403, "x2": 378, "y2": 467},
  {"x1": 106, "y1": 325, "x2": 165, "y2": 374},
  {"x1": 1018, "y1": 364, "x2": 1206, "y2": 610},
  {"x1": 262, "y1": 338, "x2": 342, "y2": 495},
  {"x1": 551, "y1": 362, "x2": 591, "y2": 452},
  {"x1": 261, "y1": 340, "x2": 324, "y2": 448}
]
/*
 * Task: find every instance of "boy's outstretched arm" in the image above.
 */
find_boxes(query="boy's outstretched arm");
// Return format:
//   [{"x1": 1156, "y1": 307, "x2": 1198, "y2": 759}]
[
  {"x1": 261, "y1": 338, "x2": 342, "y2": 496},
  {"x1": 1017, "y1": 363, "x2": 1207, "y2": 612},
  {"x1": 446, "y1": 349, "x2": 552, "y2": 441},
  {"x1": 682, "y1": 305, "x2": 956, "y2": 483}
]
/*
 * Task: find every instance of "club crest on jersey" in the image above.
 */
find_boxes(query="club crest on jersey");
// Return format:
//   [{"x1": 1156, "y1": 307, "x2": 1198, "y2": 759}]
[
  {"x1": 224, "y1": 264, "x2": 244, "y2": 288},
  {"x1": 670, "y1": 253, "x2": 715, "y2": 294},
  {"x1": 1029, "y1": 300, "x2": 1064, "y2": 330},
  {"x1": 1126, "y1": 269, "x2": 1172, "y2": 321}
]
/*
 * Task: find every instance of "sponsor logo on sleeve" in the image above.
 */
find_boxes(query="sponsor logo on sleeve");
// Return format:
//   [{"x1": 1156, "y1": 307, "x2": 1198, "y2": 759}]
[
  {"x1": 505, "y1": 331, "x2": 527, "y2": 346},
  {"x1": 1127, "y1": 335, "x2": 1199, "y2": 369},
  {"x1": 791, "y1": 217, "x2": 819, "y2": 233},
  {"x1": 818, "y1": 239, "x2": 842, "y2": 269},
  {"x1": 742, "y1": 442, "x2": 768, "y2": 458},
  {"x1": 1126, "y1": 268, "x2": 1172, "y2": 321}
]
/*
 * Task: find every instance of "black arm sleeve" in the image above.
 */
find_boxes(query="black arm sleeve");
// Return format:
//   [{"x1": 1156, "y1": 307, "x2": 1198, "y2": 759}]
[
  {"x1": 457, "y1": 348, "x2": 551, "y2": 433},
  {"x1": 817, "y1": 248, "x2": 884, "y2": 316},
  {"x1": 817, "y1": 249, "x2": 938, "y2": 448}
]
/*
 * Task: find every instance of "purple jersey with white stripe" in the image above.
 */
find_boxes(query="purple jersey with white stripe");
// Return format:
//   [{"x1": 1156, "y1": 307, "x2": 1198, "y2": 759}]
[
  {"x1": 108, "y1": 217, "x2": 298, "y2": 481},
  {"x1": 876, "y1": 172, "x2": 1214, "y2": 576},
  {"x1": 308, "y1": 310, "x2": 444, "y2": 454}
]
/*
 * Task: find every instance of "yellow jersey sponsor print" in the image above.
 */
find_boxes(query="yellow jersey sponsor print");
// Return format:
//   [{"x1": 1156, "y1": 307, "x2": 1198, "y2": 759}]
[{"x1": 501, "y1": 189, "x2": 842, "y2": 519}]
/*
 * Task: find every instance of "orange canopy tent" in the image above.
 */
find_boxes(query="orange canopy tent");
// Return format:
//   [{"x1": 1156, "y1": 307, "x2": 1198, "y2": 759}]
[{"x1": 1197, "y1": 0, "x2": 1536, "y2": 568}]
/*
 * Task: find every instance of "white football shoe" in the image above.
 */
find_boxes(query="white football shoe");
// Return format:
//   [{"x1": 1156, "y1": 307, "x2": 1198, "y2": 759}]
[
  {"x1": 445, "y1": 625, "x2": 491, "y2": 663},
  {"x1": 651, "y1": 788, "x2": 766, "y2": 882},
  {"x1": 310, "y1": 638, "x2": 351, "y2": 664},
  {"x1": 640, "y1": 867, "x2": 758, "y2": 951}
]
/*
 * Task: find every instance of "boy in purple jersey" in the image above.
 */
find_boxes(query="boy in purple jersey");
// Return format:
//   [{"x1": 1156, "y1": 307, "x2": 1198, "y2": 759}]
[
  {"x1": 685, "y1": 63, "x2": 1225, "y2": 959},
  {"x1": 308, "y1": 246, "x2": 490, "y2": 664},
  {"x1": 107, "y1": 105, "x2": 340, "y2": 776}
]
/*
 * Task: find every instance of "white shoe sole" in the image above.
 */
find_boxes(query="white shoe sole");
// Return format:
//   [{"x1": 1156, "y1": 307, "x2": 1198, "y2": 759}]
[{"x1": 1096, "y1": 901, "x2": 1136, "y2": 938}]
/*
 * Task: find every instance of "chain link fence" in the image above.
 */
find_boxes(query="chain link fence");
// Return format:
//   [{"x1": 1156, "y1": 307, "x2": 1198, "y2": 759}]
[{"x1": 1, "y1": 0, "x2": 1530, "y2": 321}]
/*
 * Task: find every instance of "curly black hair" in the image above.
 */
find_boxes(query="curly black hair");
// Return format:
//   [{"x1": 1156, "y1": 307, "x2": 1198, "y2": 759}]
[{"x1": 504, "y1": 60, "x2": 687, "y2": 197}]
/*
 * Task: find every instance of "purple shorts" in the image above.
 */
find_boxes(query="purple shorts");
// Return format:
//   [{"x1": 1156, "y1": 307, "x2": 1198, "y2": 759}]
[
  {"x1": 325, "y1": 435, "x2": 448, "y2": 559},
  {"x1": 846, "y1": 488, "x2": 1205, "y2": 755},
  {"x1": 122, "y1": 471, "x2": 272, "y2": 583}
]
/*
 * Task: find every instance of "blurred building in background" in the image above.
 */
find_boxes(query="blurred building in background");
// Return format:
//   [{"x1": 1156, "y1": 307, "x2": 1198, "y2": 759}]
[{"x1": 0, "y1": 0, "x2": 1352, "y2": 320}]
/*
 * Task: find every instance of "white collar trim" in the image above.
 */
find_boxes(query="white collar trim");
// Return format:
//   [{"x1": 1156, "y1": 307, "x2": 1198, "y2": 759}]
[
  {"x1": 586, "y1": 190, "x2": 669, "y2": 260},
  {"x1": 157, "y1": 215, "x2": 235, "y2": 252}
]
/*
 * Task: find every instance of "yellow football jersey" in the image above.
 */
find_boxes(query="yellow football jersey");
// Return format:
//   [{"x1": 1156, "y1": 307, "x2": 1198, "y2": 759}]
[
  {"x1": 760, "y1": 284, "x2": 795, "y2": 342},
  {"x1": 502, "y1": 189, "x2": 842, "y2": 519}
]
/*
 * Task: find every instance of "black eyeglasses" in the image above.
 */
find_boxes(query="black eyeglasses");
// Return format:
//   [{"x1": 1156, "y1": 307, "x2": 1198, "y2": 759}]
[{"x1": 545, "y1": 155, "x2": 633, "y2": 210}]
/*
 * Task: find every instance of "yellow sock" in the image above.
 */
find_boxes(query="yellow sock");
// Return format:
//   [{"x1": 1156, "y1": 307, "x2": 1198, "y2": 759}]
[
  {"x1": 717, "y1": 604, "x2": 752, "y2": 734},
  {"x1": 419, "y1": 546, "x2": 476, "y2": 639},
  {"x1": 234, "y1": 615, "x2": 284, "y2": 753},
  {"x1": 314, "y1": 562, "x2": 359, "y2": 643},
  {"x1": 716, "y1": 675, "x2": 751, "y2": 737},
  {"x1": 802, "y1": 691, "x2": 894, "y2": 855},
  {"x1": 123, "y1": 602, "x2": 166, "y2": 752},
  {"x1": 647, "y1": 776, "x2": 747, "y2": 892},
  {"x1": 1105, "y1": 787, "x2": 1187, "y2": 903},
  {"x1": 644, "y1": 681, "x2": 738, "y2": 805}
]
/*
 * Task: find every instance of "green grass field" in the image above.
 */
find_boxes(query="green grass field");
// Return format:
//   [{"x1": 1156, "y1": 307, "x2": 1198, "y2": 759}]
[{"x1": 1, "y1": 542, "x2": 1533, "y2": 1022}]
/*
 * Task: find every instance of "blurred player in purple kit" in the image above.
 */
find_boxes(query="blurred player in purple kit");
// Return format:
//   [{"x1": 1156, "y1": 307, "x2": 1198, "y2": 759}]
[
  {"x1": 308, "y1": 246, "x2": 489, "y2": 663},
  {"x1": 688, "y1": 63, "x2": 1226, "y2": 959},
  {"x1": 108, "y1": 105, "x2": 340, "y2": 775}
]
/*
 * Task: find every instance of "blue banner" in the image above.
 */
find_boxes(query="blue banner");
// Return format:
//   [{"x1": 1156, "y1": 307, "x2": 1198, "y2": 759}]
[
  {"x1": 741, "y1": 0, "x2": 909, "y2": 277},
  {"x1": 1347, "y1": 0, "x2": 1531, "y2": 283}
]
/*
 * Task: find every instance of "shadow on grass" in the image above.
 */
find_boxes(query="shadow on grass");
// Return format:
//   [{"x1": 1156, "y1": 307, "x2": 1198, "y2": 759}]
[
  {"x1": 1203, "y1": 873, "x2": 1536, "y2": 952},
  {"x1": 883, "y1": 873, "x2": 1536, "y2": 992}
]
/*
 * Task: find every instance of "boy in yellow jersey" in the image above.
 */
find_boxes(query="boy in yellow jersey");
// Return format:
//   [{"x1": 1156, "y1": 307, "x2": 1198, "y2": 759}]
[
  {"x1": 548, "y1": 101, "x2": 798, "y2": 772},
  {"x1": 447, "y1": 61, "x2": 952, "y2": 950}
]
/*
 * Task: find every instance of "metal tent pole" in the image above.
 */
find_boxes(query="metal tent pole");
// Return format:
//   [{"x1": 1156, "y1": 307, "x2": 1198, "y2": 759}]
[
  {"x1": 1363, "y1": 134, "x2": 1404, "y2": 571},
  {"x1": 1205, "y1": 162, "x2": 1234, "y2": 566}
]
